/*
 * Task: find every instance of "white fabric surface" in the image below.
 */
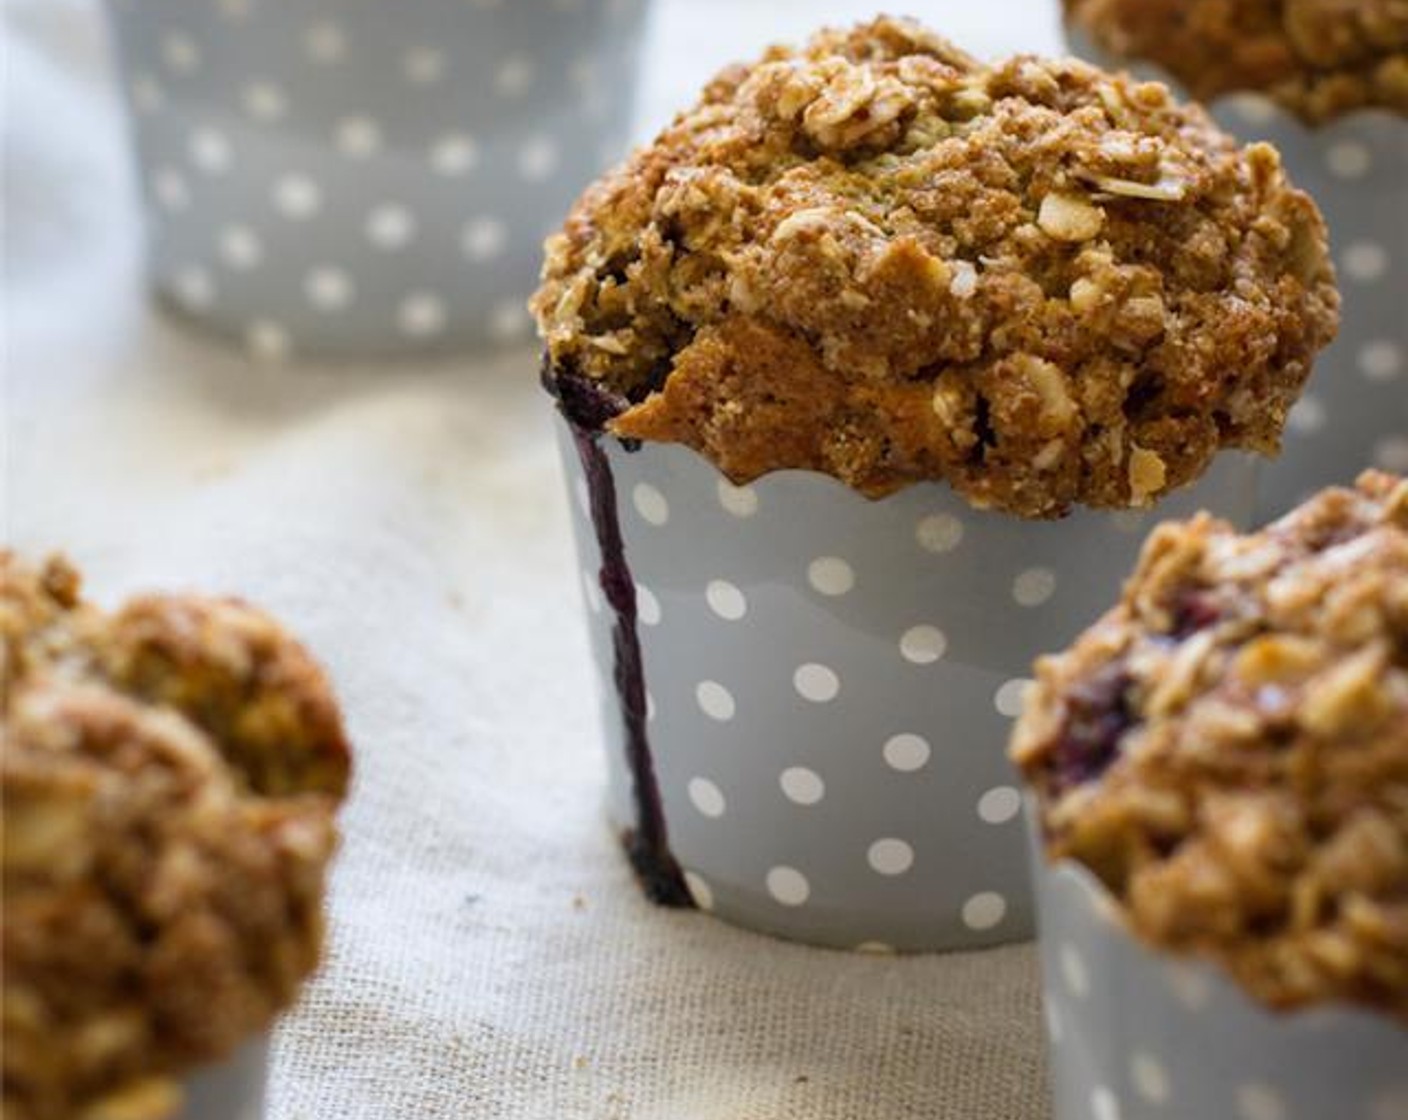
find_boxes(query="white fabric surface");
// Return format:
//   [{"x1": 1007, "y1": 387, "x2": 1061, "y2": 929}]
[{"x1": 5, "y1": 2, "x2": 1065, "y2": 1116}]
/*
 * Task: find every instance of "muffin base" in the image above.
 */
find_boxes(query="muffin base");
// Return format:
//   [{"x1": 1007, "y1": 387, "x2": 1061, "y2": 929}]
[{"x1": 1030, "y1": 827, "x2": 1408, "y2": 1120}]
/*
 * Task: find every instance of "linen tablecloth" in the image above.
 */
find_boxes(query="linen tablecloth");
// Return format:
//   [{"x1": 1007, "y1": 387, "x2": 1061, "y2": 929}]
[{"x1": 4, "y1": 2, "x2": 1063, "y2": 1115}]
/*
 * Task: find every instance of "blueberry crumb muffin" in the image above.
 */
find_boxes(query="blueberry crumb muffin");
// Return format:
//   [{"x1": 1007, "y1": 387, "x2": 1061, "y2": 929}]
[
  {"x1": 534, "y1": 16, "x2": 1340, "y2": 519},
  {"x1": 1065, "y1": 0, "x2": 1408, "y2": 124},
  {"x1": 2, "y1": 554, "x2": 352, "y2": 1119},
  {"x1": 1013, "y1": 472, "x2": 1408, "y2": 1019}
]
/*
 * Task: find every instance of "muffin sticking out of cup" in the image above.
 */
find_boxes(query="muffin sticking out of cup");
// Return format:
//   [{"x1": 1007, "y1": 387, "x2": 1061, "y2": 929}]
[
  {"x1": 1013, "y1": 472, "x2": 1407, "y2": 1119},
  {"x1": 2, "y1": 554, "x2": 352, "y2": 1120},
  {"x1": 1062, "y1": 0, "x2": 1408, "y2": 521},
  {"x1": 533, "y1": 17, "x2": 1340, "y2": 951}
]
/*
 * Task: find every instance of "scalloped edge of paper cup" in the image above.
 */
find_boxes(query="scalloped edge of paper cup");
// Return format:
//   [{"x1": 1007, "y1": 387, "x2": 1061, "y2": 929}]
[
  {"x1": 556, "y1": 409, "x2": 1260, "y2": 952},
  {"x1": 1029, "y1": 833, "x2": 1408, "y2": 1120}
]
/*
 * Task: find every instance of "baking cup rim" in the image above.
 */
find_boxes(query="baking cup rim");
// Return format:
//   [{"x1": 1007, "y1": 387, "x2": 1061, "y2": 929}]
[{"x1": 1034, "y1": 847, "x2": 1408, "y2": 1037}]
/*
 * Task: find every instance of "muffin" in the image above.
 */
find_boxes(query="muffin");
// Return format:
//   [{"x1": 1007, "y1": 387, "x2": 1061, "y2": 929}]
[
  {"x1": 2, "y1": 554, "x2": 352, "y2": 1120},
  {"x1": 1063, "y1": 0, "x2": 1408, "y2": 523},
  {"x1": 1064, "y1": 0, "x2": 1408, "y2": 124},
  {"x1": 1013, "y1": 472, "x2": 1407, "y2": 1119},
  {"x1": 535, "y1": 17, "x2": 1338, "y2": 951}
]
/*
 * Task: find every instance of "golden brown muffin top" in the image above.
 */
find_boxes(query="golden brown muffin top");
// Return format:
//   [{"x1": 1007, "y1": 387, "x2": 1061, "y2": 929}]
[
  {"x1": 1012, "y1": 472, "x2": 1408, "y2": 1020},
  {"x1": 2, "y1": 554, "x2": 352, "y2": 1120},
  {"x1": 533, "y1": 17, "x2": 1339, "y2": 519},
  {"x1": 1066, "y1": 0, "x2": 1408, "y2": 123}
]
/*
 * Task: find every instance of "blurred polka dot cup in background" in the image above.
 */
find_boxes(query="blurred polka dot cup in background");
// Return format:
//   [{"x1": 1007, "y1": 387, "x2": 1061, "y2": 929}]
[
  {"x1": 558, "y1": 418, "x2": 1259, "y2": 952},
  {"x1": 106, "y1": 0, "x2": 650, "y2": 360},
  {"x1": 1064, "y1": 28, "x2": 1408, "y2": 522},
  {"x1": 1031, "y1": 858, "x2": 1407, "y2": 1120}
]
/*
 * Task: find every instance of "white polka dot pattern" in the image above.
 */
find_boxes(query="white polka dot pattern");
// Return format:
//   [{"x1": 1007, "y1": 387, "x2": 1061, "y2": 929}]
[
  {"x1": 398, "y1": 293, "x2": 447, "y2": 338},
  {"x1": 976, "y1": 786, "x2": 1020, "y2": 825},
  {"x1": 1012, "y1": 567, "x2": 1057, "y2": 607},
  {"x1": 793, "y1": 663, "x2": 840, "y2": 703},
  {"x1": 899, "y1": 624, "x2": 947, "y2": 664},
  {"x1": 682, "y1": 871, "x2": 714, "y2": 912},
  {"x1": 1130, "y1": 1052, "x2": 1170, "y2": 1105},
  {"x1": 695, "y1": 681, "x2": 734, "y2": 723},
  {"x1": 883, "y1": 733, "x2": 930, "y2": 773},
  {"x1": 304, "y1": 266, "x2": 353, "y2": 311},
  {"x1": 366, "y1": 204, "x2": 416, "y2": 251},
  {"x1": 564, "y1": 427, "x2": 1257, "y2": 951},
  {"x1": 717, "y1": 480, "x2": 759, "y2": 517},
  {"x1": 1060, "y1": 943, "x2": 1090, "y2": 998},
  {"x1": 766, "y1": 866, "x2": 810, "y2": 907},
  {"x1": 274, "y1": 174, "x2": 321, "y2": 219},
  {"x1": 705, "y1": 580, "x2": 747, "y2": 621},
  {"x1": 1091, "y1": 1085, "x2": 1122, "y2": 1120},
  {"x1": 635, "y1": 585, "x2": 661, "y2": 626},
  {"x1": 1164, "y1": 962, "x2": 1212, "y2": 1012},
  {"x1": 109, "y1": 0, "x2": 650, "y2": 358},
  {"x1": 1360, "y1": 341, "x2": 1403, "y2": 383},
  {"x1": 218, "y1": 225, "x2": 263, "y2": 270},
  {"x1": 632, "y1": 483, "x2": 669, "y2": 526},
  {"x1": 779, "y1": 767, "x2": 825, "y2": 806},
  {"x1": 1236, "y1": 1084, "x2": 1287, "y2": 1120},
  {"x1": 994, "y1": 678, "x2": 1033, "y2": 719},
  {"x1": 916, "y1": 512, "x2": 964, "y2": 553},
  {"x1": 686, "y1": 777, "x2": 725, "y2": 819},
  {"x1": 807, "y1": 557, "x2": 854, "y2": 596},
  {"x1": 961, "y1": 891, "x2": 1006, "y2": 931},
  {"x1": 867, "y1": 838, "x2": 914, "y2": 876}
]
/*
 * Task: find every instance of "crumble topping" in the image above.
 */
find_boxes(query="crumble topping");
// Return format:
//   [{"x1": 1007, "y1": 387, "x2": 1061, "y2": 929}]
[
  {"x1": 1013, "y1": 472, "x2": 1408, "y2": 1019},
  {"x1": 534, "y1": 17, "x2": 1339, "y2": 518},
  {"x1": 2, "y1": 554, "x2": 352, "y2": 1119}
]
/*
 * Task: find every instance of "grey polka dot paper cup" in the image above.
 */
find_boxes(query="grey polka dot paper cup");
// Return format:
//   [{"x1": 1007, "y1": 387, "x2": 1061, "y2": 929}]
[
  {"x1": 557, "y1": 415, "x2": 1259, "y2": 952},
  {"x1": 1031, "y1": 853, "x2": 1408, "y2": 1120},
  {"x1": 178, "y1": 1036, "x2": 268, "y2": 1120},
  {"x1": 105, "y1": 0, "x2": 649, "y2": 361},
  {"x1": 1064, "y1": 29, "x2": 1408, "y2": 523}
]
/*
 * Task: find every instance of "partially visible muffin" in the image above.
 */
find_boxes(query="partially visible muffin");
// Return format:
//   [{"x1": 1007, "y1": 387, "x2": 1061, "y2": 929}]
[
  {"x1": 1065, "y1": 0, "x2": 1408, "y2": 124},
  {"x1": 2, "y1": 554, "x2": 352, "y2": 1120},
  {"x1": 534, "y1": 16, "x2": 1339, "y2": 518},
  {"x1": 1012, "y1": 472, "x2": 1408, "y2": 1019}
]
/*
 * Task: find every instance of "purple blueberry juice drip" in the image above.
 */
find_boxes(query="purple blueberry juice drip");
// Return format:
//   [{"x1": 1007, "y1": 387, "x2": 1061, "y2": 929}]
[
  {"x1": 1049, "y1": 664, "x2": 1137, "y2": 793},
  {"x1": 547, "y1": 364, "x2": 692, "y2": 908}
]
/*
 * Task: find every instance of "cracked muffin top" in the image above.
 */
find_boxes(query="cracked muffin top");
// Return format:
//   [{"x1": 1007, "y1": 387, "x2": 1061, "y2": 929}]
[
  {"x1": 1065, "y1": 0, "x2": 1408, "y2": 124},
  {"x1": 1012, "y1": 472, "x2": 1408, "y2": 1019},
  {"x1": 2, "y1": 553, "x2": 352, "y2": 1120},
  {"x1": 532, "y1": 17, "x2": 1339, "y2": 519}
]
